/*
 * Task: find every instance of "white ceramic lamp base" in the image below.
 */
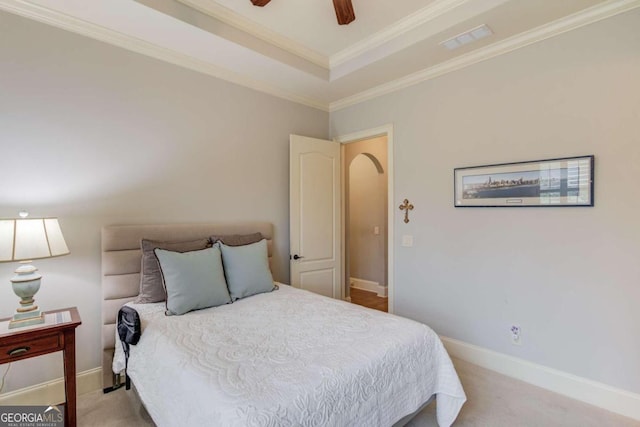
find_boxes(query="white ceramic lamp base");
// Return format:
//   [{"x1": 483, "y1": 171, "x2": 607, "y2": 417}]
[{"x1": 9, "y1": 263, "x2": 45, "y2": 329}]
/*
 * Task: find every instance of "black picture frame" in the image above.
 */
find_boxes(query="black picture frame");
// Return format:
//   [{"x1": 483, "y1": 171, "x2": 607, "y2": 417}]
[{"x1": 454, "y1": 155, "x2": 594, "y2": 207}]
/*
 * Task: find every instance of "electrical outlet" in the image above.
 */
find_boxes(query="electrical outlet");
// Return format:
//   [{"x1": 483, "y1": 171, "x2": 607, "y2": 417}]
[{"x1": 510, "y1": 325, "x2": 522, "y2": 345}]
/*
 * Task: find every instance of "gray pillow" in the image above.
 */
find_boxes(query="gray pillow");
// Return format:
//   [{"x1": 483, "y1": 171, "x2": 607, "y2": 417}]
[
  {"x1": 136, "y1": 238, "x2": 211, "y2": 304},
  {"x1": 210, "y1": 232, "x2": 263, "y2": 247},
  {"x1": 218, "y1": 239, "x2": 275, "y2": 301},
  {"x1": 154, "y1": 246, "x2": 231, "y2": 316}
]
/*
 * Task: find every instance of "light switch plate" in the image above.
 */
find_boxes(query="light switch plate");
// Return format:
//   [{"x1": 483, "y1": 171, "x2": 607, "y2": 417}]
[{"x1": 401, "y1": 235, "x2": 414, "y2": 247}]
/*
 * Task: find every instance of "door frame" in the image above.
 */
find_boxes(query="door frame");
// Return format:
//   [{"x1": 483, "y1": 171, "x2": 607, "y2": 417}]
[{"x1": 334, "y1": 124, "x2": 395, "y2": 314}]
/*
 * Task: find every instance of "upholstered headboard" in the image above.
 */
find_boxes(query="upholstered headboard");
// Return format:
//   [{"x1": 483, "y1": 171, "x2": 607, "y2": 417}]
[{"x1": 101, "y1": 222, "x2": 274, "y2": 391}]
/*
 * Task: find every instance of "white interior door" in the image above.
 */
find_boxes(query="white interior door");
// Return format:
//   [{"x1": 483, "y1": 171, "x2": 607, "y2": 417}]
[{"x1": 290, "y1": 135, "x2": 341, "y2": 298}]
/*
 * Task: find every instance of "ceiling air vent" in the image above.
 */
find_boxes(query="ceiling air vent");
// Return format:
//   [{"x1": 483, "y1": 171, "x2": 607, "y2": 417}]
[{"x1": 440, "y1": 24, "x2": 493, "y2": 50}]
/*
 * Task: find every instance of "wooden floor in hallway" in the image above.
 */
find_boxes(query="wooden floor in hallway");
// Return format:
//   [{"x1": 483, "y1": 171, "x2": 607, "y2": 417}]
[{"x1": 349, "y1": 287, "x2": 388, "y2": 312}]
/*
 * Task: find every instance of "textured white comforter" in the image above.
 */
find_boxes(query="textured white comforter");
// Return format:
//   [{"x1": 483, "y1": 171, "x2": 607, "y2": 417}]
[{"x1": 114, "y1": 284, "x2": 465, "y2": 426}]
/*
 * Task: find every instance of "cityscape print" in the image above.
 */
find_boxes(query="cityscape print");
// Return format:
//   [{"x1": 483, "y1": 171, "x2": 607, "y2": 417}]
[
  {"x1": 454, "y1": 156, "x2": 593, "y2": 207},
  {"x1": 462, "y1": 168, "x2": 574, "y2": 199}
]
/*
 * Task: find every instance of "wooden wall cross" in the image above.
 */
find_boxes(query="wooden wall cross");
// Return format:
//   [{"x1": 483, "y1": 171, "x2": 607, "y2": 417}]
[{"x1": 399, "y1": 199, "x2": 414, "y2": 223}]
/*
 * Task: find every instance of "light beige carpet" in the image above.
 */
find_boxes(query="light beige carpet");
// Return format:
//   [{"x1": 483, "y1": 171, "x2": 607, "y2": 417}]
[
  {"x1": 406, "y1": 358, "x2": 639, "y2": 427},
  {"x1": 78, "y1": 358, "x2": 639, "y2": 426}
]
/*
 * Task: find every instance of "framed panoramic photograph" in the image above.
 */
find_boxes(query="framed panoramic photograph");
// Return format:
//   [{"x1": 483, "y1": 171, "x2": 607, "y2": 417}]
[{"x1": 454, "y1": 155, "x2": 594, "y2": 207}]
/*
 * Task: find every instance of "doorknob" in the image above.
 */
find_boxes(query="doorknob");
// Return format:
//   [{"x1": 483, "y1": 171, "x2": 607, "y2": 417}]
[{"x1": 292, "y1": 254, "x2": 304, "y2": 260}]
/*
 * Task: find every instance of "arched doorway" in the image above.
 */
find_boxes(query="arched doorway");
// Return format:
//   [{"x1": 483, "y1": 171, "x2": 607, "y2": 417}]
[{"x1": 345, "y1": 137, "x2": 388, "y2": 312}]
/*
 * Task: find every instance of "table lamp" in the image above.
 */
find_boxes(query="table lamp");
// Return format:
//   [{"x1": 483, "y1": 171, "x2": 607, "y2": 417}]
[{"x1": 0, "y1": 212, "x2": 69, "y2": 329}]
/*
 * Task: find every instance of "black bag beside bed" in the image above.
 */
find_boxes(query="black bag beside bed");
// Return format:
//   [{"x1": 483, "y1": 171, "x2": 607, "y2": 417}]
[{"x1": 117, "y1": 306, "x2": 141, "y2": 390}]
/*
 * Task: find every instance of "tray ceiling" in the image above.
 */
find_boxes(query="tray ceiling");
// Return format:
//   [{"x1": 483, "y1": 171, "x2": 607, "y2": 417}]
[{"x1": 1, "y1": 0, "x2": 637, "y2": 111}]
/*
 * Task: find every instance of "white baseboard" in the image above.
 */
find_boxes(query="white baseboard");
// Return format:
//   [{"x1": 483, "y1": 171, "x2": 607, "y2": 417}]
[
  {"x1": 350, "y1": 277, "x2": 387, "y2": 297},
  {"x1": 441, "y1": 336, "x2": 640, "y2": 421},
  {"x1": 0, "y1": 367, "x2": 102, "y2": 405}
]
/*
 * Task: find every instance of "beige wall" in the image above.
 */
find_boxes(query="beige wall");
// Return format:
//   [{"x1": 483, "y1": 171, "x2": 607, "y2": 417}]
[
  {"x1": 2, "y1": 4, "x2": 639, "y2": 401},
  {"x1": 331, "y1": 9, "x2": 640, "y2": 393},
  {"x1": 0, "y1": 11, "x2": 327, "y2": 394},
  {"x1": 345, "y1": 137, "x2": 388, "y2": 289}
]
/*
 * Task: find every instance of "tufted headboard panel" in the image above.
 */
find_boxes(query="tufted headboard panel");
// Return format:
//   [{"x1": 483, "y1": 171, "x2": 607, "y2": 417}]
[{"x1": 101, "y1": 222, "x2": 274, "y2": 391}]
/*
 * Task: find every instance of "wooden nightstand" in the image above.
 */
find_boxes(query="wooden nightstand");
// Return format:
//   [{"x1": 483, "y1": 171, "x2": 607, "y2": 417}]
[{"x1": 0, "y1": 307, "x2": 82, "y2": 427}]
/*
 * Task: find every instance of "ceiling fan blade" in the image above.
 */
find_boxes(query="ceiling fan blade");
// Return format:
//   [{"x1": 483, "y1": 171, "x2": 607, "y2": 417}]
[
  {"x1": 250, "y1": 0, "x2": 271, "y2": 6},
  {"x1": 333, "y1": 0, "x2": 355, "y2": 25}
]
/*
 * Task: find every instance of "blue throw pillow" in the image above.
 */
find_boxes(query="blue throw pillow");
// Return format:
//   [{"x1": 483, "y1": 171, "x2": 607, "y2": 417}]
[
  {"x1": 155, "y1": 246, "x2": 231, "y2": 315},
  {"x1": 218, "y1": 239, "x2": 275, "y2": 301}
]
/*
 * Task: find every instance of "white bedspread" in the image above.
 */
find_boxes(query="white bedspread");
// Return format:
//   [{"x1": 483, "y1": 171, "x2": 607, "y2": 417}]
[{"x1": 113, "y1": 284, "x2": 465, "y2": 426}]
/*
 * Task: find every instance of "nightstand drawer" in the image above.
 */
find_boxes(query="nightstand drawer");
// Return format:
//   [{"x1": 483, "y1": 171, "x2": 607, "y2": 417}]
[{"x1": 0, "y1": 333, "x2": 62, "y2": 363}]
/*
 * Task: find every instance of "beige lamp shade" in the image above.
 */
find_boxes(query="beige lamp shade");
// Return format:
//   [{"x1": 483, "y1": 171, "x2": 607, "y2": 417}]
[{"x1": 0, "y1": 218, "x2": 70, "y2": 262}]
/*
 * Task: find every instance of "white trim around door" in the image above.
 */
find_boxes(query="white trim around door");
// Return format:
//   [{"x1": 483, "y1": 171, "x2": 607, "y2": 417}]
[{"x1": 335, "y1": 124, "x2": 395, "y2": 314}]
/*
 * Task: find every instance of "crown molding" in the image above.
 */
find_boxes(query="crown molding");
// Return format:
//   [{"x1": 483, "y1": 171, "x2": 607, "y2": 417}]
[
  {"x1": 330, "y1": 0, "x2": 640, "y2": 112},
  {"x1": 2, "y1": 0, "x2": 638, "y2": 114},
  {"x1": 175, "y1": 0, "x2": 329, "y2": 69},
  {"x1": 0, "y1": 0, "x2": 330, "y2": 112},
  {"x1": 330, "y1": 0, "x2": 470, "y2": 69},
  {"x1": 175, "y1": 0, "x2": 471, "y2": 72}
]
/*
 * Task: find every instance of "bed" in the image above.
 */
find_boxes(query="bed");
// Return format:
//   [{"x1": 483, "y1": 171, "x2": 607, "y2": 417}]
[{"x1": 101, "y1": 222, "x2": 466, "y2": 426}]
